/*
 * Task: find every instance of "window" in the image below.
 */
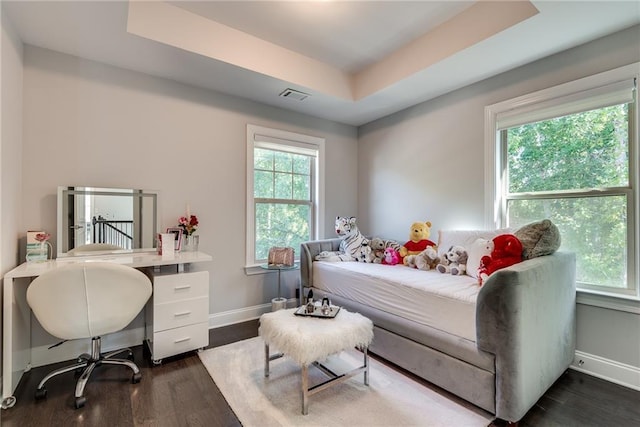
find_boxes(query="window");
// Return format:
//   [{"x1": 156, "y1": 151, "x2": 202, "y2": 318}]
[
  {"x1": 246, "y1": 124, "x2": 324, "y2": 267},
  {"x1": 485, "y1": 64, "x2": 638, "y2": 298}
]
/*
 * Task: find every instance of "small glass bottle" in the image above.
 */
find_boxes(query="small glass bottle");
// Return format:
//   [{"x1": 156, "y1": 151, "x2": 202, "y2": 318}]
[
  {"x1": 306, "y1": 289, "x2": 315, "y2": 313},
  {"x1": 321, "y1": 297, "x2": 331, "y2": 316}
]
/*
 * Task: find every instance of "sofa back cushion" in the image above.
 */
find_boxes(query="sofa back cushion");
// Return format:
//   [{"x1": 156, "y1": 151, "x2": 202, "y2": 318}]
[{"x1": 514, "y1": 219, "x2": 561, "y2": 260}]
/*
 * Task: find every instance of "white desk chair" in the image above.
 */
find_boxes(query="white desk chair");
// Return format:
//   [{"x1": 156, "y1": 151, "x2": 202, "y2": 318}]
[{"x1": 26, "y1": 262, "x2": 152, "y2": 408}]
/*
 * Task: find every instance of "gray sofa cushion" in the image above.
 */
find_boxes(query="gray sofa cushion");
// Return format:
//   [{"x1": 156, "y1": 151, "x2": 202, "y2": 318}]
[{"x1": 514, "y1": 219, "x2": 561, "y2": 260}]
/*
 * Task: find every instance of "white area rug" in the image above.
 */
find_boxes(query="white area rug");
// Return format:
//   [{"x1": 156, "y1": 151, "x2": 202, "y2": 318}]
[{"x1": 198, "y1": 337, "x2": 492, "y2": 426}]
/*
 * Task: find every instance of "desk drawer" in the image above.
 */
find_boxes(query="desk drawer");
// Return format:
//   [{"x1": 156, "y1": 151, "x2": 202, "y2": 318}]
[
  {"x1": 152, "y1": 322, "x2": 208, "y2": 360},
  {"x1": 154, "y1": 297, "x2": 208, "y2": 331},
  {"x1": 153, "y1": 271, "x2": 208, "y2": 304}
]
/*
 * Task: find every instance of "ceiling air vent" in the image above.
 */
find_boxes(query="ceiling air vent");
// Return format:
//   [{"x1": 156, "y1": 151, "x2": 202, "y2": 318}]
[{"x1": 278, "y1": 88, "x2": 310, "y2": 101}]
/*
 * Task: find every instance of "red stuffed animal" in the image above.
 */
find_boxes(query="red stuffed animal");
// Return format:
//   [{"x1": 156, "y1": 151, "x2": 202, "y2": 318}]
[{"x1": 477, "y1": 234, "x2": 523, "y2": 286}]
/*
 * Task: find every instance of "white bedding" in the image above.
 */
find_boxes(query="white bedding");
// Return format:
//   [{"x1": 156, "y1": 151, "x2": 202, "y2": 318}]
[{"x1": 312, "y1": 261, "x2": 480, "y2": 342}]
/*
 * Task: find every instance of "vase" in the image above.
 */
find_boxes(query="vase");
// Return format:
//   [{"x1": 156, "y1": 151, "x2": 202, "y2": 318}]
[
  {"x1": 182, "y1": 234, "x2": 199, "y2": 252},
  {"x1": 26, "y1": 241, "x2": 52, "y2": 263}
]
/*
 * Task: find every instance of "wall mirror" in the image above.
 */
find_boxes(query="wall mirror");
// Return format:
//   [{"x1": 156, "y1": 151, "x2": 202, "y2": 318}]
[{"x1": 57, "y1": 186, "x2": 158, "y2": 257}]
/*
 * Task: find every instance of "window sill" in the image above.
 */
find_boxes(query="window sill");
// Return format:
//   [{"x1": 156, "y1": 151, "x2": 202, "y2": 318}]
[
  {"x1": 576, "y1": 289, "x2": 640, "y2": 314},
  {"x1": 245, "y1": 265, "x2": 264, "y2": 275}
]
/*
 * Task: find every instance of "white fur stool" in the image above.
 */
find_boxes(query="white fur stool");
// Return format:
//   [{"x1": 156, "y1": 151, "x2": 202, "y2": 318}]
[{"x1": 259, "y1": 307, "x2": 373, "y2": 414}]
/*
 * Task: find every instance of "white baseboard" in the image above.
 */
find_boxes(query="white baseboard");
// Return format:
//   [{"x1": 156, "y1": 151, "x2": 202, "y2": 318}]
[
  {"x1": 571, "y1": 350, "x2": 640, "y2": 391},
  {"x1": 30, "y1": 327, "x2": 145, "y2": 368},
  {"x1": 208, "y1": 298, "x2": 298, "y2": 329},
  {"x1": 29, "y1": 299, "x2": 300, "y2": 368}
]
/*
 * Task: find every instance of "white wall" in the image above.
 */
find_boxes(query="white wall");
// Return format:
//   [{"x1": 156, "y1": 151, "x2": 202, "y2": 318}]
[
  {"x1": 21, "y1": 46, "x2": 358, "y2": 331},
  {"x1": 358, "y1": 25, "x2": 640, "y2": 380},
  {"x1": 1, "y1": 6, "x2": 25, "y2": 382},
  {"x1": 9, "y1": 13, "x2": 640, "y2": 388}
]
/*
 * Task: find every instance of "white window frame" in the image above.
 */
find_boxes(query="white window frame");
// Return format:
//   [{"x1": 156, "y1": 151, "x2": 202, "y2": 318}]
[
  {"x1": 246, "y1": 124, "x2": 325, "y2": 272},
  {"x1": 484, "y1": 63, "x2": 639, "y2": 310}
]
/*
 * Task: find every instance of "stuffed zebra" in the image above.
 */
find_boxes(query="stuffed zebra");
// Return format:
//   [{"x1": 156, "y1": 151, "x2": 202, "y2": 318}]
[
  {"x1": 315, "y1": 216, "x2": 373, "y2": 262},
  {"x1": 369, "y1": 237, "x2": 401, "y2": 263}
]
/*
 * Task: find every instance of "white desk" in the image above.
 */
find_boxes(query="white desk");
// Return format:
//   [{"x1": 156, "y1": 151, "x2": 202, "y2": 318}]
[{"x1": 2, "y1": 250, "x2": 212, "y2": 409}]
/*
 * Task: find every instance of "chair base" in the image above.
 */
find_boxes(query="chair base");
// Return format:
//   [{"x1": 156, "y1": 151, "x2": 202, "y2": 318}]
[{"x1": 34, "y1": 336, "x2": 142, "y2": 408}]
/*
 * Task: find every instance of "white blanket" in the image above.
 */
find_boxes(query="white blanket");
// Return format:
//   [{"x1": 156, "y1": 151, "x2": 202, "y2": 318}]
[
  {"x1": 259, "y1": 308, "x2": 374, "y2": 366},
  {"x1": 312, "y1": 261, "x2": 480, "y2": 342}
]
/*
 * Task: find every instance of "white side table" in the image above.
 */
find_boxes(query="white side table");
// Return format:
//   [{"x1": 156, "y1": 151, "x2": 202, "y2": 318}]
[{"x1": 260, "y1": 263, "x2": 299, "y2": 311}]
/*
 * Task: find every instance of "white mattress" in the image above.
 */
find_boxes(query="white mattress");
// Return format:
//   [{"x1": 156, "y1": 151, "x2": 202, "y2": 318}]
[{"x1": 312, "y1": 261, "x2": 480, "y2": 342}]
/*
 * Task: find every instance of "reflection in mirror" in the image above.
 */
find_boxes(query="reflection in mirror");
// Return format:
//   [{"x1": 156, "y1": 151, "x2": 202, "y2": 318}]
[
  {"x1": 67, "y1": 243, "x2": 122, "y2": 255},
  {"x1": 57, "y1": 187, "x2": 158, "y2": 257}
]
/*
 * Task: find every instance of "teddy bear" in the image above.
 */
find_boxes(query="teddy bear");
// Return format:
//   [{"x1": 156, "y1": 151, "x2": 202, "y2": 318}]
[
  {"x1": 369, "y1": 238, "x2": 386, "y2": 264},
  {"x1": 466, "y1": 237, "x2": 493, "y2": 280},
  {"x1": 381, "y1": 247, "x2": 401, "y2": 265},
  {"x1": 436, "y1": 245, "x2": 468, "y2": 275},
  {"x1": 477, "y1": 234, "x2": 523, "y2": 285},
  {"x1": 399, "y1": 220, "x2": 436, "y2": 265},
  {"x1": 414, "y1": 246, "x2": 440, "y2": 271},
  {"x1": 405, "y1": 246, "x2": 439, "y2": 270},
  {"x1": 355, "y1": 243, "x2": 375, "y2": 263}
]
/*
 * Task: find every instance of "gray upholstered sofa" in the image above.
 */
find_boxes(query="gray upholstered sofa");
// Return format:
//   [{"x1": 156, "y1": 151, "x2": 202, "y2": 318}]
[{"x1": 300, "y1": 237, "x2": 576, "y2": 423}]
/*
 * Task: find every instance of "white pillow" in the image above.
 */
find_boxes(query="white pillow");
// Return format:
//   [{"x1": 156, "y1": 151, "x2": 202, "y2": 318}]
[
  {"x1": 466, "y1": 238, "x2": 493, "y2": 279},
  {"x1": 437, "y1": 228, "x2": 511, "y2": 257}
]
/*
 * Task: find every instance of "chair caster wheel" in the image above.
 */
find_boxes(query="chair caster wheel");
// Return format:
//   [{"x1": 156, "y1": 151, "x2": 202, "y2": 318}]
[
  {"x1": 74, "y1": 396, "x2": 86, "y2": 409},
  {"x1": 132, "y1": 372, "x2": 142, "y2": 384},
  {"x1": 34, "y1": 387, "x2": 47, "y2": 400}
]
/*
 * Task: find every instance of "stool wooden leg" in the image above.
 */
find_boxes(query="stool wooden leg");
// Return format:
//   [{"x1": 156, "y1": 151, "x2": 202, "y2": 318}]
[{"x1": 302, "y1": 364, "x2": 309, "y2": 415}]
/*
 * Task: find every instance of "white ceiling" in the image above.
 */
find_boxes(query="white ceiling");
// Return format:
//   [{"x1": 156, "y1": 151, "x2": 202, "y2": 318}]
[
  {"x1": 170, "y1": 1, "x2": 476, "y2": 73},
  {"x1": 4, "y1": 1, "x2": 640, "y2": 126}
]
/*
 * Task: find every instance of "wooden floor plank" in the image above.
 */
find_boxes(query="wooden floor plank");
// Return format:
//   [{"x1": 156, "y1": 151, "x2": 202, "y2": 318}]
[{"x1": 3, "y1": 319, "x2": 639, "y2": 427}]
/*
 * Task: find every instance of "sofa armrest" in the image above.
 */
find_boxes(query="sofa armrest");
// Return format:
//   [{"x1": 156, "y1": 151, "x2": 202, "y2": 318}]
[
  {"x1": 300, "y1": 239, "x2": 342, "y2": 288},
  {"x1": 476, "y1": 251, "x2": 576, "y2": 422}
]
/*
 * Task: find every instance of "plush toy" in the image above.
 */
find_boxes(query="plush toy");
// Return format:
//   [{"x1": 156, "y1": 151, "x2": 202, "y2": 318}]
[
  {"x1": 355, "y1": 244, "x2": 375, "y2": 263},
  {"x1": 404, "y1": 254, "x2": 418, "y2": 268},
  {"x1": 514, "y1": 219, "x2": 561, "y2": 260},
  {"x1": 477, "y1": 234, "x2": 523, "y2": 285},
  {"x1": 383, "y1": 238, "x2": 401, "y2": 252},
  {"x1": 399, "y1": 220, "x2": 436, "y2": 265},
  {"x1": 466, "y1": 238, "x2": 493, "y2": 280},
  {"x1": 369, "y1": 238, "x2": 386, "y2": 264},
  {"x1": 435, "y1": 252, "x2": 451, "y2": 273},
  {"x1": 315, "y1": 216, "x2": 371, "y2": 262},
  {"x1": 413, "y1": 246, "x2": 438, "y2": 271},
  {"x1": 382, "y1": 247, "x2": 401, "y2": 265},
  {"x1": 436, "y1": 245, "x2": 468, "y2": 275},
  {"x1": 335, "y1": 216, "x2": 371, "y2": 261},
  {"x1": 370, "y1": 238, "x2": 401, "y2": 264}
]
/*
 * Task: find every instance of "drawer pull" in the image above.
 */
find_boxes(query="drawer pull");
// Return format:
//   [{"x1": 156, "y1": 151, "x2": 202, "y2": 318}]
[
  {"x1": 174, "y1": 311, "x2": 192, "y2": 317},
  {"x1": 174, "y1": 337, "x2": 191, "y2": 344},
  {"x1": 174, "y1": 285, "x2": 191, "y2": 291}
]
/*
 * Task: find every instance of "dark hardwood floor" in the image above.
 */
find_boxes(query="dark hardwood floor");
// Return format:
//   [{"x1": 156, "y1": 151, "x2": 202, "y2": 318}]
[{"x1": 3, "y1": 320, "x2": 639, "y2": 426}]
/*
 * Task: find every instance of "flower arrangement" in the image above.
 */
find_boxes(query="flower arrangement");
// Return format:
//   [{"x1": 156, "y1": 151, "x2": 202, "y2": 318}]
[
  {"x1": 178, "y1": 215, "x2": 199, "y2": 236},
  {"x1": 35, "y1": 232, "x2": 51, "y2": 243}
]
